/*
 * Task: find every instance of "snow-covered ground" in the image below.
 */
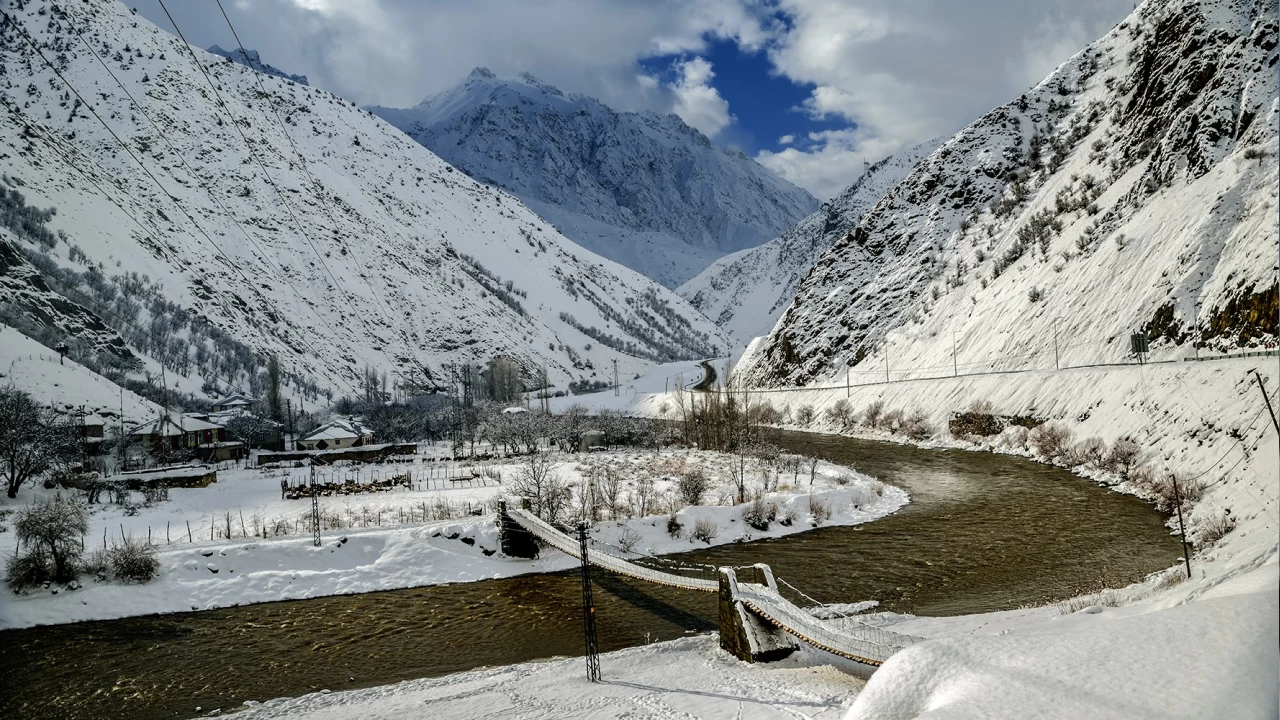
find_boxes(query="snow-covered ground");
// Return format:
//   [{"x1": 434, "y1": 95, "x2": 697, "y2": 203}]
[
  {"x1": 235, "y1": 635, "x2": 864, "y2": 720},
  {"x1": 0, "y1": 325, "x2": 159, "y2": 423},
  {"x1": 209, "y1": 349, "x2": 1278, "y2": 719},
  {"x1": 0, "y1": 444, "x2": 904, "y2": 629}
]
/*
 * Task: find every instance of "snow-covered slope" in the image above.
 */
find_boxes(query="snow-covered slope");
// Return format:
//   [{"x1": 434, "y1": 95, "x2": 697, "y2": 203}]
[
  {"x1": 207, "y1": 45, "x2": 309, "y2": 86},
  {"x1": 741, "y1": 0, "x2": 1278, "y2": 387},
  {"x1": 679, "y1": 142, "x2": 938, "y2": 345},
  {"x1": 0, "y1": 1, "x2": 731, "y2": 400},
  {"x1": 368, "y1": 69, "x2": 820, "y2": 288}
]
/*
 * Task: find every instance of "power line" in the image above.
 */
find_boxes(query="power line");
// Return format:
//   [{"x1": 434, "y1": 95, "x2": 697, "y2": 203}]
[
  {"x1": 156, "y1": 0, "x2": 420, "y2": 394},
  {"x1": 56, "y1": 9, "x2": 363, "y2": 398},
  {"x1": 212, "y1": 0, "x2": 433, "y2": 388},
  {"x1": 1, "y1": 9, "x2": 357, "y2": 401}
]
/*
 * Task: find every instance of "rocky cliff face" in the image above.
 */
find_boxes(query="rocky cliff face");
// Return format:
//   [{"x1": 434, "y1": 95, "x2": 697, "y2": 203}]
[
  {"x1": 207, "y1": 45, "x2": 308, "y2": 86},
  {"x1": 679, "y1": 140, "x2": 939, "y2": 345},
  {"x1": 741, "y1": 0, "x2": 1278, "y2": 387},
  {"x1": 369, "y1": 69, "x2": 819, "y2": 288}
]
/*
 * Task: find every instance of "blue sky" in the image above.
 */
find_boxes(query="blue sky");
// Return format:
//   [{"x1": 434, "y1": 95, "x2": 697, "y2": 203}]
[
  {"x1": 639, "y1": 38, "x2": 847, "y2": 157},
  {"x1": 135, "y1": 0, "x2": 1134, "y2": 199}
]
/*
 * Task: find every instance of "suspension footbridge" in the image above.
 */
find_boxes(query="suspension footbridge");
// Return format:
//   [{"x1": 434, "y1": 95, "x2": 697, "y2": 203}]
[{"x1": 503, "y1": 506, "x2": 922, "y2": 667}]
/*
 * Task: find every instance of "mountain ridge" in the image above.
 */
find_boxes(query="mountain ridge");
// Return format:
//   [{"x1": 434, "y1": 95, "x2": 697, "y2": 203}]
[{"x1": 368, "y1": 69, "x2": 820, "y2": 288}]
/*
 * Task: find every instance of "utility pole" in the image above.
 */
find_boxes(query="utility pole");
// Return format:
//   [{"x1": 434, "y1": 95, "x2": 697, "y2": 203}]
[
  {"x1": 310, "y1": 460, "x2": 322, "y2": 547},
  {"x1": 1193, "y1": 299, "x2": 1201, "y2": 360},
  {"x1": 613, "y1": 359, "x2": 619, "y2": 397},
  {"x1": 846, "y1": 364, "x2": 850, "y2": 397},
  {"x1": 287, "y1": 399, "x2": 295, "y2": 452},
  {"x1": 1171, "y1": 473, "x2": 1192, "y2": 579},
  {"x1": 952, "y1": 331, "x2": 958, "y2": 378},
  {"x1": 1252, "y1": 370, "x2": 1279, "y2": 435},
  {"x1": 884, "y1": 342, "x2": 890, "y2": 384},
  {"x1": 1053, "y1": 321, "x2": 1060, "y2": 370},
  {"x1": 578, "y1": 523, "x2": 602, "y2": 682}
]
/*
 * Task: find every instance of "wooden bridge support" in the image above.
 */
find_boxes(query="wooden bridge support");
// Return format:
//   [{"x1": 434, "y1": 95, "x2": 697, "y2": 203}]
[
  {"x1": 718, "y1": 564, "x2": 798, "y2": 663},
  {"x1": 497, "y1": 499, "x2": 539, "y2": 559}
]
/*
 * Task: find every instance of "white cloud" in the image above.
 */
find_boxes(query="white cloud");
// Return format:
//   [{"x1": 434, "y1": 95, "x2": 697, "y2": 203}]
[
  {"x1": 756, "y1": 0, "x2": 1132, "y2": 197},
  {"x1": 778, "y1": 134, "x2": 795, "y2": 145},
  {"x1": 136, "y1": 0, "x2": 1133, "y2": 199},
  {"x1": 668, "y1": 57, "x2": 734, "y2": 138}
]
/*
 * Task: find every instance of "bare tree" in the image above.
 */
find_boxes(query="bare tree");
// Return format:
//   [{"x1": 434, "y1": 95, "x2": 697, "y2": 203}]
[
  {"x1": 0, "y1": 388, "x2": 80, "y2": 498},
  {"x1": 509, "y1": 453, "x2": 572, "y2": 523},
  {"x1": 806, "y1": 455, "x2": 820, "y2": 485},
  {"x1": 10, "y1": 495, "x2": 88, "y2": 586}
]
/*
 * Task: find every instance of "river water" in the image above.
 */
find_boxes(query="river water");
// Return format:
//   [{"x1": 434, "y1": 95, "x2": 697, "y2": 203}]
[{"x1": 0, "y1": 432, "x2": 1180, "y2": 719}]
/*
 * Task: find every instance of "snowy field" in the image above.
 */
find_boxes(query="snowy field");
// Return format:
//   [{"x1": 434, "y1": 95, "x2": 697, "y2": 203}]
[{"x1": 0, "y1": 445, "x2": 904, "y2": 629}]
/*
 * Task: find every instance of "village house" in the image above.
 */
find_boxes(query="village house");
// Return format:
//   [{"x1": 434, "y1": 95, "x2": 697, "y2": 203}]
[
  {"x1": 295, "y1": 417, "x2": 374, "y2": 451},
  {"x1": 129, "y1": 414, "x2": 245, "y2": 461},
  {"x1": 208, "y1": 393, "x2": 257, "y2": 415}
]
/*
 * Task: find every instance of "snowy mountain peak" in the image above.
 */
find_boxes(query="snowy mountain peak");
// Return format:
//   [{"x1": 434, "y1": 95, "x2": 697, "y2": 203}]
[
  {"x1": 207, "y1": 44, "x2": 308, "y2": 86},
  {"x1": 369, "y1": 70, "x2": 818, "y2": 287}
]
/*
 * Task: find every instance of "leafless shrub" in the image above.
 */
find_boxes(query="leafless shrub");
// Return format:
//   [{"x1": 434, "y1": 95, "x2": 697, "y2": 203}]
[
  {"x1": 809, "y1": 497, "x2": 832, "y2": 525},
  {"x1": 107, "y1": 537, "x2": 159, "y2": 583},
  {"x1": 1029, "y1": 422, "x2": 1074, "y2": 460},
  {"x1": 862, "y1": 400, "x2": 885, "y2": 428},
  {"x1": 794, "y1": 405, "x2": 815, "y2": 427},
  {"x1": 1056, "y1": 589, "x2": 1123, "y2": 615},
  {"x1": 740, "y1": 497, "x2": 777, "y2": 531},
  {"x1": 831, "y1": 473, "x2": 851, "y2": 486},
  {"x1": 666, "y1": 515, "x2": 684, "y2": 538},
  {"x1": 690, "y1": 518, "x2": 718, "y2": 544},
  {"x1": 900, "y1": 410, "x2": 934, "y2": 440},
  {"x1": 1063, "y1": 437, "x2": 1108, "y2": 468},
  {"x1": 676, "y1": 468, "x2": 711, "y2": 506},
  {"x1": 879, "y1": 408, "x2": 905, "y2": 431},
  {"x1": 824, "y1": 399, "x2": 856, "y2": 430},
  {"x1": 1103, "y1": 438, "x2": 1141, "y2": 476},
  {"x1": 616, "y1": 528, "x2": 642, "y2": 554},
  {"x1": 1196, "y1": 512, "x2": 1236, "y2": 547}
]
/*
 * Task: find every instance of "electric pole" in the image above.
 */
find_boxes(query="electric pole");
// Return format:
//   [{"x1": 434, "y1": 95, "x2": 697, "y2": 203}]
[
  {"x1": 952, "y1": 331, "x2": 958, "y2": 377},
  {"x1": 1252, "y1": 370, "x2": 1279, "y2": 435},
  {"x1": 884, "y1": 342, "x2": 890, "y2": 383},
  {"x1": 578, "y1": 523, "x2": 602, "y2": 682},
  {"x1": 1053, "y1": 321, "x2": 1060, "y2": 370},
  {"x1": 1171, "y1": 473, "x2": 1192, "y2": 578},
  {"x1": 613, "y1": 359, "x2": 619, "y2": 397},
  {"x1": 310, "y1": 460, "x2": 322, "y2": 547}
]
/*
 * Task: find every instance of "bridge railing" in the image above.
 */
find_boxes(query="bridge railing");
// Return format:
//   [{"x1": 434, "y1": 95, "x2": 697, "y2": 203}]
[{"x1": 507, "y1": 508, "x2": 718, "y2": 592}]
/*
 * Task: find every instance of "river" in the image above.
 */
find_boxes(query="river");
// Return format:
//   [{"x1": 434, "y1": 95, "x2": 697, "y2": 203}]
[{"x1": 0, "y1": 432, "x2": 1180, "y2": 719}]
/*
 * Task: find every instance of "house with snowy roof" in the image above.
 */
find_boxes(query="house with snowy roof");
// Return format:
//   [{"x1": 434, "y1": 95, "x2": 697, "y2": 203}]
[
  {"x1": 296, "y1": 417, "x2": 374, "y2": 451},
  {"x1": 129, "y1": 413, "x2": 244, "y2": 460},
  {"x1": 208, "y1": 393, "x2": 257, "y2": 414}
]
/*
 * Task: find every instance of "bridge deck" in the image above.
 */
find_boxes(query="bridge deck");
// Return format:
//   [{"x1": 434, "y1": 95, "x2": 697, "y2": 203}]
[
  {"x1": 507, "y1": 508, "x2": 921, "y2": 664},
  {"x1": 508, "y1": 508, "x2": 718, "y2": 592},
  {"x1": 734, "y1": 584, "x2": 922, "y2": 666}
]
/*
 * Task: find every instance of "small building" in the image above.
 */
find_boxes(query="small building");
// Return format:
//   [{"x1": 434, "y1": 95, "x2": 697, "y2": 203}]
[
  {"x1": 81, "y1": 413, "x2": 106, "y2": 439},
  {"x1": 580, "y1": 429, "x2": 606, "y2": 452},
  {"x1": 197, "y1": 441, "x2": 247, "y2": 463},
  {"x1": 130, "y1": 414, "x2": 232, "y2": 456},
  {"x1": 208, "y1": 393, "x2": 257, "y2": 415},
  {"x1": 296, "y1": 417, "x2": 374, "y2": 451}
]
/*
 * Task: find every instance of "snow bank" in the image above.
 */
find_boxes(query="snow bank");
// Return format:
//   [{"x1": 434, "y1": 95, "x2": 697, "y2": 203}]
[
  {"x1": 848, "y1": 563, "x2": 1278, "y2": 720},
  {"x1": 235, "y1": 634, "x2": 863, "y2": 720}
]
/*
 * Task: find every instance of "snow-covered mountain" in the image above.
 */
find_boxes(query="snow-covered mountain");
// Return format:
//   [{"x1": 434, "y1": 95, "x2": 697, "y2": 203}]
[
  {"x1": 0, "y1": 0, "x2": 731, "y2": 402},
  {"x1": 368, "y1": 69, "x2": 820, "y2": 288},
  {"x1": 740, "y1": 0, "x2": 1277, "y2": 387},
  {"x1": 679, "y1": 141, "x2": 939, "y2": 345},
  {"x1": 207, "y1": 45, "x2": 308, "y2": 86}
]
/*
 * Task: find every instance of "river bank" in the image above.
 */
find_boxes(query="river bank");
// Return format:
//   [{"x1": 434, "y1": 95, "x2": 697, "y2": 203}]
[{"x1": 0, "y1": 449, "x2": 904, "y2": 629}]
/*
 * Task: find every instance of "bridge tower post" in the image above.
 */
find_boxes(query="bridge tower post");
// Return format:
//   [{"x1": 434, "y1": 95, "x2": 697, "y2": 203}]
[
  {"x1": 496, "y1": 499, "x2": 539, "y2": 558},
  {"x1": 578, "y1": 522, "x2": 602, "y2": 682},
  {"x1": 718, "y1": 564, "x2": 798, "y2": 663}
]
